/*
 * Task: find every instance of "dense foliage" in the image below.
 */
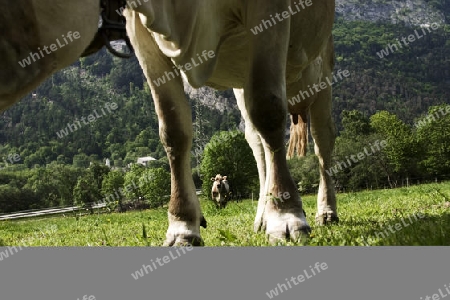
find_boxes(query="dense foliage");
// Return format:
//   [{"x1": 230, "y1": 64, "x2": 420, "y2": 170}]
[
  {"x1": 290, "y1": 106, "x2": 450, "y2": 193},
  {"x1": 332, "y1": 19, "x2": 449, "y2": 131},
  {"x1": 0, "y1": 4, "x2": 449, "y2": 213}
]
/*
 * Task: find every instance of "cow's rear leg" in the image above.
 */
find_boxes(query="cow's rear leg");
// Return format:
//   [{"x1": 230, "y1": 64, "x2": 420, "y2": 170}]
[
  {"x1": 244, "y1": 2, "x2": 310, "y2": 243},
  {"x1": 309, "y1": 76, "x2": 339, "y2": 225},
  {"x1": 125, "y1": 10, "x2": 204, "y2": 246}
]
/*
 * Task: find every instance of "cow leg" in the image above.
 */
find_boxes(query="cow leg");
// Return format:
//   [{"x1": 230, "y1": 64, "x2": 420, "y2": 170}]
[
  {"x1": 243, "y1": 2, "x2": 310, "y2": 243},
  {"x1": 234, "y1": 88, "x2": 270, "y2": 225},
  {"x1": 125, "y1": 10, "x2": 204, "y2": 246},
  {"x1": 309, "y1": 73, "x2": 339, "y2": 225}
]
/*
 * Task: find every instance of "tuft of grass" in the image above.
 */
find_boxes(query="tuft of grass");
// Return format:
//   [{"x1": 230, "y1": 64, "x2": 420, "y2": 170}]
[{"x1": 0, "y1": 182, "x2": 449, "y2": 246}]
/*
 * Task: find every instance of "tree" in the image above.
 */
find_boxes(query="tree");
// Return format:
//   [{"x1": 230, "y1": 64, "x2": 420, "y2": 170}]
[
  {"x1": 24, "y1": 168, "x2": 60, "y2": 207},
  {"x1": 0, "y1": 183, "x2": 38, "y2": 213},
  {"x1": 123, "y1": 163, "x2": 146, "y2": 201},
  {"x1": 200, "y1": 130, "x2": 258, "y2": 198},
  {"x1": 101, "y1": 170, "x2": 125, "y2": 210},
  {"x1": 287, "y1": 154, "x2": 319, "y2": 194},
  {"x1": 49, "y1": 164, "x2": 86, "y2": 206},
  {"x1": 87, "y1": 163, "x2": 110, "y2": 191},
  {"x1": 192, "y1": 99, "x2": 210, "y2": 175},
  {"x1": 370, "y1": 111, "x2": 417, "y2": 187},
  {"x1": 415, "y1": 105, "x2": 450, "y2": 178},
  {"x1": 139, "y1": 168, "x2": 171, "y2": 208},
  {"x1": 73, "y1": 153, "x2": 90, "y2": 168},
  {"x1": 73, "y1": 173, "x2": 101, "y2": 212},
  {"x1": 340, "y1": 110, "x2": 372, "y2": 140},
  {"x1": 331, "y1": 110, "x2": 387, "y2": 190}
]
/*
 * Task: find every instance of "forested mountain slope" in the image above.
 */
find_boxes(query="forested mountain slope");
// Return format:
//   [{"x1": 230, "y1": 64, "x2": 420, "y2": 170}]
[{"x1": 0, "y1": 1, "x2": 448, "y2": 166}]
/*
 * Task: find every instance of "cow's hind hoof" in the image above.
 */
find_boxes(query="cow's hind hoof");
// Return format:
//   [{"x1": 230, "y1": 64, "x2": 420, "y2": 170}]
[
  {"x1": 163, "y1": 234, "x2": 204, "y2": 247},
  {"x1": 315, "y1": 212, "x2": 339, "y2": 225}
]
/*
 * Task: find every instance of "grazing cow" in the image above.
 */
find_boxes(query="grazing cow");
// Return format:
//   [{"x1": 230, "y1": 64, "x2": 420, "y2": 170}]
[
  {"x1": 211, "y1": 175, "x2": 230, "y2": 208},
  {"x1": 1, "y1": 0, "x2": 338, "y2": 246}
]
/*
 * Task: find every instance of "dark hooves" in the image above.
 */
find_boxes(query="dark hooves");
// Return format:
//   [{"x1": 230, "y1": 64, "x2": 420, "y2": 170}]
[
  {"x1": 200, "y1": 216, "x2": 207, "y2": 228},
  {"x1": 316, "y1": 212, "x2": 339, "y2": 225}
]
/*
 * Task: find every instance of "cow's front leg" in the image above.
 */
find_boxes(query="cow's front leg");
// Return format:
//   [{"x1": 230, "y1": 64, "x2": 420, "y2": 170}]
[
  {"x1": 125, "y1": 10, "x2": 205, "y2": 246},
  {"x1": 244, "y1": 1, "x2": 310, "y2": 243}
]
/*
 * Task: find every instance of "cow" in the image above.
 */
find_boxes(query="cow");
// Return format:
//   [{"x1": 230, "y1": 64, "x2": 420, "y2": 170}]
[
  {"x1": 1, "y1": 0, "x2": 338, "y2": 246},
  {"x1": 211, "y1": 175, "x2": 230, "y2": 208}
]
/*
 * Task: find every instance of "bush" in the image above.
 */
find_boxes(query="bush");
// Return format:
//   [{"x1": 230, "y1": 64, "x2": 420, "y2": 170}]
[
  {"x1": 287, "y1": 154, "x2": 319, "y2": 195},
  {"x1": 200, "y1": 130, "x2": 258, "y2": 199},
  {"x1": 101, "y1": 170, "x2": 125, "y2": 211},
  {"x1": 73, "y1": 173, "x2": 100, "y2": 210},
  {"x1": 139, "y1": 168, "x2": 171, "y2": 208}
]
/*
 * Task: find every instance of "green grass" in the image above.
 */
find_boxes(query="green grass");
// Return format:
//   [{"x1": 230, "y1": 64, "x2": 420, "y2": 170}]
[{"x1": 1, "y1": 182, "x2": 449, "y2": 246}]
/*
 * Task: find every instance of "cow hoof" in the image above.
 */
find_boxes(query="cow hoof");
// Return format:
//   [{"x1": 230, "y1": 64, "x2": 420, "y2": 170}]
[
  {"x1": 164, "y1": 216, "x2": 204, "y2": 246},
  {"x1": 315, "y1": 212, "x2": 339, "y2": 225},
  {"x1": 255, "y1": 210, "x2": 311, "y2": 244},
  {"x1": 163, "y1": 234, "x2": 204, "y2": 247}
]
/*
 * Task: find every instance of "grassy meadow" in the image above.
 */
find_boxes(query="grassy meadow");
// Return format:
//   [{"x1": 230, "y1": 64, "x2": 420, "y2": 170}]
[{"x1": 1, "y1": 182, "x2": 449, "y2": 246}]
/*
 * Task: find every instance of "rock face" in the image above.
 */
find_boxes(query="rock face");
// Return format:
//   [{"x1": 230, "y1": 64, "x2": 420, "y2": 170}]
[
  {"x1": 335, "y1": 0, "x2": 446, "y2": 27},
  {"x1": 183, "y1": 83, "x2": 236, "y2": 113}
]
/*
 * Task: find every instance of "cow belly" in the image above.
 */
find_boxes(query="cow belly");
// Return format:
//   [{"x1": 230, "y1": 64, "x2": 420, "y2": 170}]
[
  {"x1": 205, "y1": 31, "x2": 249, "y2": 89},
  {"x1": 0, "y1": 40, "x2": 52, "y2": 95},
  {"x1": 205, "y1": 4, "x2": 334, "y2": 90},
  {"x1": 0, "y1": 0, "x2": 46, "y2": 95}
]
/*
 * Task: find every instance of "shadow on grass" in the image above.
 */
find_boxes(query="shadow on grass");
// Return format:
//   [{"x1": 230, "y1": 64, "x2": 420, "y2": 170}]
[{"x1": 312, "y1": 211, "x2": 450, "y2": 246}]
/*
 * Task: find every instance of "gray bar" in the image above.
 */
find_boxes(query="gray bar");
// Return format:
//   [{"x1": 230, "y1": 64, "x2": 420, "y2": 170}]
[{"x1": 0, "y1": 247, "x2": 448, "y2": 300}]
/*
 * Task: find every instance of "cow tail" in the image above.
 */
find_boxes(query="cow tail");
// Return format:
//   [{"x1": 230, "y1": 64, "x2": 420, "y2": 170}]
[{"x1": 287, "y1": 111, "x2": 308, "y2": 159}]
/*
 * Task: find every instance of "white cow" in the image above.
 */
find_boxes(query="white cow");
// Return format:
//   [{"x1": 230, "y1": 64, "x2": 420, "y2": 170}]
[{"x1": 1, "y1": 0, "x2": 338, "y2": 246}]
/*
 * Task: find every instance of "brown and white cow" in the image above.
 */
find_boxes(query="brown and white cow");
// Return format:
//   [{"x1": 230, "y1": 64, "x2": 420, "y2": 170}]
[
  {"x1": 211, "y1": 175, "x2": 230, "y2": 208},
  {"x1": 2, "y1": 0, "x2": 338, "y2": 246}
]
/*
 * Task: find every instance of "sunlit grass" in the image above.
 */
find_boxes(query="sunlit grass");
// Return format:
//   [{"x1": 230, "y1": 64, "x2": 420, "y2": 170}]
[{"x1": 0, "y1": 182, "x2": 449, "y2": 246}]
